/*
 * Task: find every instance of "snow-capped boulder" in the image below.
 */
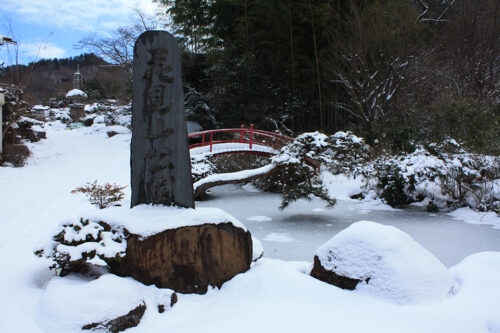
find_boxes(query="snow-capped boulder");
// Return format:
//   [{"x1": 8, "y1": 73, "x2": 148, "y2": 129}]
[
  {"x1": 106, "y1": 125, "x2": 131, "y2": 138},
  {"x1": 65, "y1": 89, "x2": 88, "y2": 99},
  {"x1": 78, "y1": 205, "x2": 253, "y2": 294},
  {"x1": 17, "y1": 117, "x2": 46, "y2": 142},
  {"x1": 39, "y1": 274, "x2": 147, "y2": 333},
  {"x1": 310, "y1": 221, "x2": 453, "y2": 304},
  {"x1": 93, "y1": 115, "x2": 106, "y2": 124},
  {"x1": 116, "y1": 221, "x2": 252, "y2": 294}
]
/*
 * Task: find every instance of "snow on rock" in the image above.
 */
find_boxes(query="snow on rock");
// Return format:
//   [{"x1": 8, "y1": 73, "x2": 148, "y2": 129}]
[
  {"x1": 359, "y1": 190, "x2": 400, "y2": 211},
  {"x1": 247, "y1": 215, "x2": 272, "y2": 222},
  {"x1": 38, "y1": 274, "x2": 144, "y2": 333},
  {"x1": 252, "y1": 236, "x2": 264, "y2": 262},
  {"x1": 105, "y1": 125, "x2": 131, "y2": 136},
  {"x1": 36, "y1": 219, "x2": 127, "y2": 270},
  {"x1": 93, "y1": 115, "x2": 105, "y2": 124},
  {"x1": 448, "y1": 207, "x2": 500, "y2": 229},
  {"x1": 32, "y1": 105, "x2": 49, "y2": 111},
  {"x1": 79, "y1": 204, "x2": 247, "y2": 238},
  {"x1": 65, "y1": 89, "x2": 87, "y2": 99},
  {"x1": 313, "y1": 221, "x2": 453, "y2": 304}
]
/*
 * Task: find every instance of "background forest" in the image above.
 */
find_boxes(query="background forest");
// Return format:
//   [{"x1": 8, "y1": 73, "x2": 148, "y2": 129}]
[
  {"x1": 165, "y1": 0, "x2": 499, "y2": 154},
  {"x1": 1, "y1": 0, "x2": 498, "y2": 154}
]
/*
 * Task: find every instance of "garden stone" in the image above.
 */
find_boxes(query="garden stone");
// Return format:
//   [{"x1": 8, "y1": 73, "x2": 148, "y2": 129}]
[
  {"x1": 112, "y1": 222, "x2": 252, "y2": 294},
  {"x1": 310, "y1": 221, "x2": 453, "y2": 304}
]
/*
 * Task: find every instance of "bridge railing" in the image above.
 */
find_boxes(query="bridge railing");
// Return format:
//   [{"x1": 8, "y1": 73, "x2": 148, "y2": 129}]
[{"x1": 188, "y1": 124, "x2": 293, "y2": 153}]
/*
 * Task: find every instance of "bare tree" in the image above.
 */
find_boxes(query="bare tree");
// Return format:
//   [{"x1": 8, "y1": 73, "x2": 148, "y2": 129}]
[
  {"x1": 413, "y1": 0, "x2": 456, "y2": 25},
  {"x1": 76, "y1": 10, "x2": 165, "y2": 86},
  {"x1": 431, "y1": 0, "x2": 499, "y2": 100},
  {"x1": 332, "y1": 53, "x2": 409, "y2": 125},
  {"x1": 324, "y1": 1, "x2": 420, "y2": 137}
]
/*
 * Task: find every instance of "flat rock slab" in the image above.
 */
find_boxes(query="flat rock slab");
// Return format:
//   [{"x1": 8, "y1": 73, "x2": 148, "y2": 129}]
[{"x1": 113, "y1": 222, "x2": 252, "y2": 294}]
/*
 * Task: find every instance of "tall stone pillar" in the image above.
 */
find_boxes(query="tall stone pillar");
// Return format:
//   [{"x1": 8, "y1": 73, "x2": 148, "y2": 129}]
[{"x1": 131, "y1": 31, "x2": 194, "y2": 208}]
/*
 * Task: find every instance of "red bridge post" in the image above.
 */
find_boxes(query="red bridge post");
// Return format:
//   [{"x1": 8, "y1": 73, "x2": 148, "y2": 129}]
[
  {"x1": 249, "y1": 124, "x2": 254, "y2": 149},
  {"x1": 240, "y1": 124, "x2": 244, "y2": 143},
  {"x1": 210, "y1": 131, "x2": 213, "y2": 152}
]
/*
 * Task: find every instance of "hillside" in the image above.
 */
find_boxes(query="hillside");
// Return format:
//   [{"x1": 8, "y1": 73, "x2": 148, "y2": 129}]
[{"x1": 0, "y1": 53, "x2": 129, "y2": 103}]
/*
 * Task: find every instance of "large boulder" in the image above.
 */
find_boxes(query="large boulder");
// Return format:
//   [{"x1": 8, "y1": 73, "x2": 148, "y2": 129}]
[
  {"x1": 17, "y1": 116, "x2": 46, "y2": 142},
  {"x1": 37, "y1": 206, "x2": 253, "y2": 295},
  {"x1": 310, "y1": 221, "x2": 453, "y2": 304},
  {"x1": 113, "y1": 222, "x2": 252, "y2": 294}
]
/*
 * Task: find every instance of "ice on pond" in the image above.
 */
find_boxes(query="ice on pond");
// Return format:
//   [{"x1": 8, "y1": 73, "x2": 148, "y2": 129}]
[
  {"x1": 247, "y1": 215, "x2": 272, "y2": 222},
  {"x1": 263, "y1": 233, "x2": 296, "y2": 243},
  {"x1": 199, "y1": 184, "x2": 500, "y2": 267}
]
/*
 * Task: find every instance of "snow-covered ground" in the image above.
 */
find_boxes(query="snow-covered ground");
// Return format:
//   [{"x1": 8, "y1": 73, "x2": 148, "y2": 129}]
[{"x1": 1, "y1": 126, "x2": 500, "y2": 332}]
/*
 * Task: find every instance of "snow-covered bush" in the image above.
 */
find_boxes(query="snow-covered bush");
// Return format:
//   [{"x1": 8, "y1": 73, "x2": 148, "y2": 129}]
[
  {"x1": 185, "y1": 85, "x2": 218, "y2": 129},
  {"x1": 35, "y1": 218, "x2": 127, "y2": 276},
  {"x1": 363, "y1": 142, "x2": 500, "y2": 211},
  {"x1": 250, "y1": 131, "x2": 370, "y2": 208},
  {"x1": 191, "y1": 155, "x2": 216, "y2": 183},
  {"x1": 271, "y1": 132, "x2": 336, "y2": 209},
  {"x1": 439, "y1": 154, "x2": 499, "y2": 212},
  {"x1": 367, "y1": 148, "x2": 445, "y2": 207},
  {"x1": 71, "y1": 181, "x2": 126, "y2": 209},
  {"x1": 327, "y1": 131, "x2": 372, "y2": 175}
]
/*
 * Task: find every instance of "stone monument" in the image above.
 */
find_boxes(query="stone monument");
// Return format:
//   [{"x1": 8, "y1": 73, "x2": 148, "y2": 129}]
[
  {"x1": 66, "y1": 65, "x2": 87, "y2": 122},
  {"x1": 131, "y1": 31, "x2": 194, "y2": 208}
]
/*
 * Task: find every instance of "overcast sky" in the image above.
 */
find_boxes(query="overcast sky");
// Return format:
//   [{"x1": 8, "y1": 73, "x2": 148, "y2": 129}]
[{"x1": 1, "y1": 0, "x2": 164, "y2": 65}]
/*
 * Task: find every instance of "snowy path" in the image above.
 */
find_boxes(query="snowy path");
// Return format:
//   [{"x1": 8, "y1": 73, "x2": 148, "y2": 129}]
[
  {"x1": 1, "y1": 128, "x2": 500, "y2": 333},
  {"x1": 0, "y1": 129, "x2": 131, "y2": 332}
]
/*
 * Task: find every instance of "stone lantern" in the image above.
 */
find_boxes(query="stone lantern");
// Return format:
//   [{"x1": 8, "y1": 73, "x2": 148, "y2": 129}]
[{"x1": 66, "y1": 64, "x2": 87, "y2": 122}]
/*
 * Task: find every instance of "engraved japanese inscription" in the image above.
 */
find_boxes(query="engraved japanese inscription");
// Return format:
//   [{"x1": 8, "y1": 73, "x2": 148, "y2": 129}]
[{"x1": 131, "y1": 31, "x2": 194, "y2": 208}]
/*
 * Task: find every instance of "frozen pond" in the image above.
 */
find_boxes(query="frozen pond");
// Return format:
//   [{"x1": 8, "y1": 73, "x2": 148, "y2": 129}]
[{"x1": 198, "y1": 184, "x2": 500, "y2": 267}]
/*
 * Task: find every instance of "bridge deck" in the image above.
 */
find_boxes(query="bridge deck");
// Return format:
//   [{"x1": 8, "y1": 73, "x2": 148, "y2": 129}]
[{"x1": 190, "y1": 142, "x2": 279, "y2": 156}]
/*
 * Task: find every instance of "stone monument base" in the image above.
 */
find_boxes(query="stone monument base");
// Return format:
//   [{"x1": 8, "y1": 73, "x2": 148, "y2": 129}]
[
  {"x1": 112, "y1": 222, "x2": 252, "y2": 294},
  {"x1": 79, "y1": 205, "x2": 253, "y2": 294},
  {"x1": 69, "y1": 104, "x2": 85, "y2": 122}
]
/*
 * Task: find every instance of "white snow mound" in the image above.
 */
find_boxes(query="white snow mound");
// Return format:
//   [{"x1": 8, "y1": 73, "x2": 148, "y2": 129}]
[
  {"x1": 247, "y1": 215, "x2": 272, "y2": 222},
  {"x1": 315, "y1": 221, "x2": 453, "y2": 304},
  {"x1": 65, "y1": 89, "x2": 87, "y2": 99},
  {"x1": 80, "y1": 204, "x2": 247, "y2": 238},
  {"x1": 252, "y1": 236, "x2": 264, "y2": 261},
  {"x1": 38, "y1": 274, "x2": 143, "y2": 333}
]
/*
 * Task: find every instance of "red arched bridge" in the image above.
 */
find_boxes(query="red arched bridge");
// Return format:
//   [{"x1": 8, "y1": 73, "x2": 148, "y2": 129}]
[{"x1": 188, "y1": 124, "x2": 293, "y2": 157}]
